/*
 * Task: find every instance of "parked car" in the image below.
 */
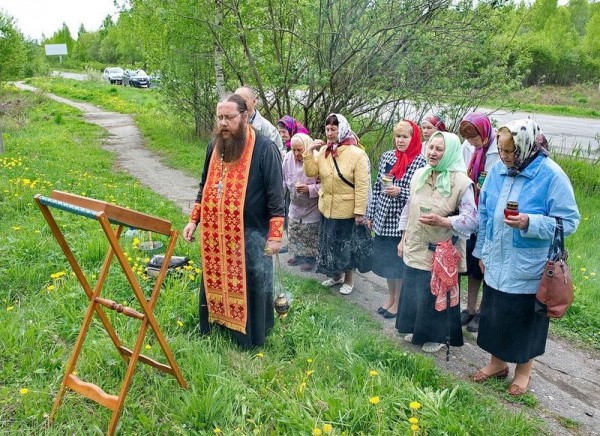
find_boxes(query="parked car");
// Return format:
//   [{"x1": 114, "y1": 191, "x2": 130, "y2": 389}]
[
  {"x1": 103, "y1": 67, "x2": 123, "y2": 85},
  {"x1": 123, "y1": 69, "x2": 151, "y2": 88}
]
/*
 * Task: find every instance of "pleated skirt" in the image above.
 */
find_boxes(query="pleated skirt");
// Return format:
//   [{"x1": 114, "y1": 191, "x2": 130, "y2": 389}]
[
  {"x1": 477, "y1": 283, "x2": 550, "y2": 363},
  {"x1": 396, "y1": 265, "x2": 463, "y2": 347},
  {"x1": 371, "y1": 235, "x2": 404, "y2": 279}
]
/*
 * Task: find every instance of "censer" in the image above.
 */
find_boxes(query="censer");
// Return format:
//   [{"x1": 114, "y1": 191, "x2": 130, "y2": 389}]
[{"x1": 273, "y1": 253, "x2": 291, "y2": 319}]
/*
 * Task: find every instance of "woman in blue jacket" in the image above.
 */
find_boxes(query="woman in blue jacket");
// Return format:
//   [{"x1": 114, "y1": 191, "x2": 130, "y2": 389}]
[{"x1": 472, "y1": 119, "x2": 580, "y2": 396}]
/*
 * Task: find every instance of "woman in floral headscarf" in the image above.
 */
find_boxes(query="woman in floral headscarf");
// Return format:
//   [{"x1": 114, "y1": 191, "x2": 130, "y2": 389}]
[
  {"x1": 472, "y1": 119, "x2": 579, "y2": 396},
  {"x1": 458, "y1": 112, "x2": 501, "y2": 334},
  {"x1": 303, "y1": 114, "x2": 370, "y2": 295},
  {"x1": 367, "y1": 120, "x2": 426, "y2": 319},
  {"x1": 278, "y1": 116, "x2": 310, "y2": 151},
  {"x1": 396, "y1": 131, "x2": 478, "y2": 353}
]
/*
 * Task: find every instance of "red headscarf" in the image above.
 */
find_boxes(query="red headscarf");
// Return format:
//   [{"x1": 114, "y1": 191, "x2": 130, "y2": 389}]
[
  {"x1": 425, "y1": 115, "x2": 447, "y2": 132},
  {"x1": 389, "y1": 120, "x2": 422, "y2": 180}
]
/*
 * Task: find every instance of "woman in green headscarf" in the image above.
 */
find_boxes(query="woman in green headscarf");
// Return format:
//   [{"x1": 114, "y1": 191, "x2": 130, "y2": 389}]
[{"x1": 396, "y1": 132, "x2": 478, "y2": 353}]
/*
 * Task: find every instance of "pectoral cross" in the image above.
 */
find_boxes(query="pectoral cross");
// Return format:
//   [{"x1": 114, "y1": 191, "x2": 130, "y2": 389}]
[{"x1": 215, "y1": 180, "x2": 223, "y2": 199}]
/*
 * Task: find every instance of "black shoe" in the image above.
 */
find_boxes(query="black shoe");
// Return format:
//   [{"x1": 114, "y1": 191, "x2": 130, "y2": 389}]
[
  {"x1": 467, "y1": 313, "x2": 480, "y2": 333},
  {"x1": 279, "y1": 245, "x2": 288, "y2": 254},
  {"x1": 460, "y1": 309, "x2": 475, "y2": 326},
  {"x1": 377, "y1": 307, "x2": 386, "y2": 315},
  {"x1": 382, "y1": 310, "x2": 397, "y2": 319}
]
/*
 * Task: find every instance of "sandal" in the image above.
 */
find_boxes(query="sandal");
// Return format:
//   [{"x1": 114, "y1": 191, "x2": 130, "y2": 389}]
[
  {"x1": 321, "y1": 277, "x2": 344, "y2": 287},
  {"x1": 339, "y1": 284, "x2": 354, "y2": 295},
  {"x1": 508, "y1": 377, "x2": 530, "y2": 396},
  {"x1": 403, "y1": 333, "x2": 413, "y2": 343},
  {"x1": 421, "y1": 342, "x2": 444, "y2": 353},
  {"x1": 472, "y1": 366, "x2": 509, "y2": 383}
]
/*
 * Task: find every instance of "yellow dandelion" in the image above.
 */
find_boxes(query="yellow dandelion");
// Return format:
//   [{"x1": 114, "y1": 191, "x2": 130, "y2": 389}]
[
  {"x1": 369, "y1": 396, "x2": 380, "y2": 405},
  {"x1": 214, "y1": 428, "x2": 222, "y2": 434},
  {"x1": 299, "y1": 382, "x2": 306, "y2": 394},
  {"x1": 34, "y1": 230, "x2": 40, "y2": 234},
  {"x1": 580, "y1": 267, "x2": 587, "y2": 272},
  {"x1": 307, "y1": 358, "x2": 313, "y2": 363},
  {"x1": 195, "y1": 268, "x2": 201, "y2": 274},
  {"x1": 47, "y1": 285, "x2": 55, "y2": 291},
  {"x1": 591, "y1": 272, "x2": 596, "y2": 277},
  {"x1": 409, "y1": 401, "x2": 421, "y2": 409},
  {"x1": 122, "y1": 301, "x2": 128, "y2": 306},
  {"x1": 7, "y1": 306, "x2": 14, "y2": 311},
  {"x1": 306, "y1": 370, "x2": 315, "y2": 376},
  {"x1": 411, "y1": 424, "x2": 419, "y2": 431},
  {"x1": 256, "y1": 352, "x2": 264, "y2": 358},
  {"x1": 188, "y1": 260, "x2": 194, "y2": 264},
  {"x1": 312, "y1": 428, "x2": 322, "y2": 436},
  {"x1": 145, "y1": 344, "x2": 152, "y2": 350},
  {"x1": 323, "y1": 423, "x2": 333, "y2": 434},
  {"x1": 177, "y1": 320, "x2": 184, "y2": 327},
  {"x1": 20, "y1": 388, "x2": 29, "y2": 395},
  {"x1": 189, "y1": 275, "x2": 195, "y2": 281},
  {"x1": 409, "y1": 417, "x2": 419, "y2": 424},
  {"x1": 584, "y1": 275, "x2": 589, "y2": 279},
  {"x1": 584, "y1": 217, "x2": 589, "y2": 221},
  {"x1": 12, "y1": 226, "x2": 21, "y2": 231},
  {"x1": 369, "y1": 370, "x2": 378, "y2": 377}
]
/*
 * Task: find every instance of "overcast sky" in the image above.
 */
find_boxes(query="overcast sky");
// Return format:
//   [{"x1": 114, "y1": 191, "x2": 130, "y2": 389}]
[{"x1": 0, "y1": 0, "x2": 121, "y2": 42}]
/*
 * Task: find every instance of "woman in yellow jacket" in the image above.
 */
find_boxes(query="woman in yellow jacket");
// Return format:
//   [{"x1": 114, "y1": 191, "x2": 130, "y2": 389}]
[{"x1": 303, "y1": 113, "x2": 370, "y2": 295}]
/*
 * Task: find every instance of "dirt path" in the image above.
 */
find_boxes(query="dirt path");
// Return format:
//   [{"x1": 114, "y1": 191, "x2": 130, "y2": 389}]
[{"x1": 18, "y1": 83, "x2": 600, "y2": 435}]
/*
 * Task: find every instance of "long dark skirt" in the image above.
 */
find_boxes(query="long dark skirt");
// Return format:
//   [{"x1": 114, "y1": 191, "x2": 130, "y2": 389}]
[
  {"x1": 316, "y1": 216, "x2": 356, "y2": 277},
  {"x1": 396, "y1": 265, "x2": 463, "y2": 347},
  {"x1": 371, "y1": 234, "x2": 403, "y2": 279},
  {"x1": 199, "y1": 251, "x2": 274, "y2": 350},
  {"x1": 477, "y1": 283, "x2": 550, "y2": 363}
]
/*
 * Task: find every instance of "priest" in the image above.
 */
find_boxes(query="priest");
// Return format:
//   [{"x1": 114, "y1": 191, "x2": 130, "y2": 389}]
[{"x1": 183, "y1": 93, "x2": 285, "y2": 349}]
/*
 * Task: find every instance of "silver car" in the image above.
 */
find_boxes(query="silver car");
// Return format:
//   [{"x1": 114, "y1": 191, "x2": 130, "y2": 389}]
[{"x1": 103, "y1": 67, "x2": 124, "y2": 85}]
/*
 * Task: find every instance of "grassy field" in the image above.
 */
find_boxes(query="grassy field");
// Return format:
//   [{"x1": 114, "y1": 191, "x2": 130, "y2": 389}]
[
  {"x1": 486, "y1": 83, "x2": 600, "y2": 119},
  {"x1": 0, "y1": 78, "x2": 598, "y2": 434}
]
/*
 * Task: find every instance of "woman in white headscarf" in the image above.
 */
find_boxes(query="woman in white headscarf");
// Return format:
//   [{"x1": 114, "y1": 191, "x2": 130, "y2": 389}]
[
  {"x1": 472, "y1": 119, "x2": 579, "y2": 396},
  {"x1": 303, "y1": 114, "x2": 370, "y2": 295}
]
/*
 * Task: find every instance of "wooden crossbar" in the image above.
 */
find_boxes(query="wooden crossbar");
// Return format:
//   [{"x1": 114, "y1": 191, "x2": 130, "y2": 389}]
[{"x1": 35, "y1": 191, "x2": 187, "y2": 435}]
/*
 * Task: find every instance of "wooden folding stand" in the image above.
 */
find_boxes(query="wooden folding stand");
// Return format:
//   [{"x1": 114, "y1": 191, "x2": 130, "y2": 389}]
[{"x1": 35, "y1": 190, "x2": 187, "y2": 435}]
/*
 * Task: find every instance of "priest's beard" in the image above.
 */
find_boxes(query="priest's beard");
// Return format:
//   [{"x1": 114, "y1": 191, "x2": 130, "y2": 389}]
[{"x1": 214, "y1": 123, "x2": 247, "y2": 162}]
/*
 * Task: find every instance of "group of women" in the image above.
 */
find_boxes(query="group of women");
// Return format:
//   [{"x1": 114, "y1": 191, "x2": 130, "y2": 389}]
[{"x1": 277, "y1": 110, "x2": 580, "y2": 397}]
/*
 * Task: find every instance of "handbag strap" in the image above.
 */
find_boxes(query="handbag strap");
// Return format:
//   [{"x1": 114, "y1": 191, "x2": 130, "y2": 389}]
[
  {"x1": 547, "y1": 218, "x2": 565, "y2": 261},
  {"x1": 332, "y1": 157, "x2": 355, "y2": 189}
]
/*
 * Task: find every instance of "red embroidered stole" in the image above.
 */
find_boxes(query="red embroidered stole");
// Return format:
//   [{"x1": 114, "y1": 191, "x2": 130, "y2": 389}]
[{"x1": 200, "y1": 126, "x2": 255, "y2": 334}]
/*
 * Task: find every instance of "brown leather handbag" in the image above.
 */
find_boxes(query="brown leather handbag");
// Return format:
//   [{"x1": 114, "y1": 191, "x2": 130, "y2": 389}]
[{"x1": 535, "y1": 218, "x2": 574, "y2": 318}]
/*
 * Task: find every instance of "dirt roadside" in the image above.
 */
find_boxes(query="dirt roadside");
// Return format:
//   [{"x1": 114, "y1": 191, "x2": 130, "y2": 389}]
[{"x1": 16, "y1": 83, "x2": 600, "y2": 435}]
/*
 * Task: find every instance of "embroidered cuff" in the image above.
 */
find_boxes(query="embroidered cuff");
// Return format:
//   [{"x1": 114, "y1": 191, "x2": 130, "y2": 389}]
[
  {"x1": 268, "y1": 217, "x2": 284, "y2": 241},
  {"x1": 189, "y1": 202, "x2": 202, "y2": 224}
]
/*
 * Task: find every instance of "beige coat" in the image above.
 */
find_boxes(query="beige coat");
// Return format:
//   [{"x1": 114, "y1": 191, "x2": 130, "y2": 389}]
[
  {"x1": 403, "y1": 169, "x2": 472, "y2": 272},
  {"x1": 303, "y1": 145, "x2": 370, "y2": 219}
]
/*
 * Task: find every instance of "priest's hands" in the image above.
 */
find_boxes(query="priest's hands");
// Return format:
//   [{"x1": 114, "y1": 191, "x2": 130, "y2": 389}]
[
  {"x1": 183, "y1": 222, "x2": 198, "y2": 242},
  {"x1": 264, "y1": 240, "x2": 282, "y2": 256}
]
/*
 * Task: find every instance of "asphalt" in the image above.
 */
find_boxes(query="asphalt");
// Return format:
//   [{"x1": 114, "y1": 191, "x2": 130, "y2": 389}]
[{"x1": 15, "y1": 82, "x2": 600, "y2": 435}]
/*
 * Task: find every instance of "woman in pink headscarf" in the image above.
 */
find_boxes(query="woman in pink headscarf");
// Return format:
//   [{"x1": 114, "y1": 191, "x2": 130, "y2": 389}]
[
  {"x1": 421, "y1": 115, "x2": 447, "y2": 155},
  {"x1": 277, "y1": 116, "x2": 310, "y2": 152},
  {"x1": 457, "y1": 111, "x2": 500, "y2": 334}
]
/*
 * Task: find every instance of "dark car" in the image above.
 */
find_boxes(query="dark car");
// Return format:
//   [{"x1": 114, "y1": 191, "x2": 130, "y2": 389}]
[{"x1": 123, "y1": 69, "x2": 151, "y2": 88}]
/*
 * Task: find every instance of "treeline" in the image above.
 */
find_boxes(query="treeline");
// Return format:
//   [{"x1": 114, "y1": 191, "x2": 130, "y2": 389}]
[{"x1": 1, "y1": 0, "x2": 599, "y2": 144}]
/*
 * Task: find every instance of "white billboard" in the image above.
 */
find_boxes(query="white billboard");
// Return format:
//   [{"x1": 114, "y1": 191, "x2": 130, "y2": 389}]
[{"x1": 45, "y1": 44, "x2": 68, "y2": 56}]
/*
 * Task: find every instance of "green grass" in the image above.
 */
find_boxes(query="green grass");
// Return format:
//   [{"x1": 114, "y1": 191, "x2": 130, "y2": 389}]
[
  {"x1": 486, "y1": 83, "x2": 600, "y2": 119},
  {"x1": 0, "y1": 86, "x2": 550, "y2": 435}
]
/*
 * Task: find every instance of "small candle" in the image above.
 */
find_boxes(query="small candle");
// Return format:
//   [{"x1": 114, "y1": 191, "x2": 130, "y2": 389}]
[
  {"x1": 504, "y1": 201, "x2": 519, "y2": 218},
  {"x1": 478, "y1": 171, "x2": 488, "y2": 187}
]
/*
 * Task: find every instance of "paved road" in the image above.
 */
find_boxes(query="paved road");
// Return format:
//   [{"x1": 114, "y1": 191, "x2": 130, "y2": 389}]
[
  {"x1": 50, "y1": 71, "x2": 599, "y2": 156},
  {"x1": 483, "y1": 108, "x2": 599, "y2": 155}
]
